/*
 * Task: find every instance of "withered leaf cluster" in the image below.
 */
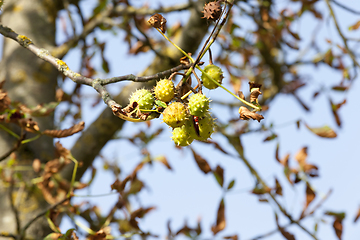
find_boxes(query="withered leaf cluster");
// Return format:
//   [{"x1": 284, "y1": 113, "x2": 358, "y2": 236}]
[
  {"x1": 238, "y1": 82, "x2": 264, "y2": 122},
  {"x1": 276, "y1": 146, "x2": 319, "y2": 186},
  {"x1": 239, "y1": 106, "x2": 264, "y2": 122},
  {"x1": 0, "y1": 91, "x2": 10, "y2": 112},
  {"x1": 37, "y1": 142, "x2": 87, "y2": 204},
  {"x1": 148, "y1": 13, "x2": 167, "y2": 33},
  {"x1": 0, "y1": 110, "x2": 40, "y2": 133}
]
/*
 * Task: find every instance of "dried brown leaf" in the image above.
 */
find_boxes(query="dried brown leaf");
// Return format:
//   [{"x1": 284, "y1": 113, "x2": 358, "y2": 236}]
[
  {"x1": 71, "y1": 231, "x2": 79, "y2": 240},
  {"x1": 148, "y1": 13, "x2": 166, "y2": 33},
  {"x1": 333, "y1": 218, "x2": 343, "y2": 240},
  {"x1": 44, "y1": 233, "x2": 62, "y2": 240},
  {"x1": 111, "y1": 179, "x2": 123, "y2": 192},
  {"x1": 32, "y1": 158, "x2": 41, "y2": 173},
  {"x1": 263, "y1": 133, "x2": 277, "y2": 142},
  {"x1": 280, "y1": 154, "x2": 290, "y2": 168},
  {"x1": 249, "y1": 82, "x2": 262, "y2": 91},
  {"x1": 55, "y1": 141, "x2": 71, "y2": 159},
  {"x1": 275, "y1": 144, "x2": 281, "y2": 162},
  {"x1": 175, "y1": 221, "x2": 193, "y2": 236},
  {"x1": 127, "y1": 178, "x2": 144, "y2": 195},
  {"x1": 250, "y1": 88, "x2": 262, "y2": 103},
  {"x1": 224, "y1": 235, "x2": 238, "y2": 240},
  {"x1": 213, "y1": 165, "x2": 224, "y2": 187},
  {"x1": 354, "y1": 207, "x2": 360, "y2": 223},
  {"x1": 55, "y1": 88, "x2": 65, "y2": 102},
  {"x1": 0, "y1": 91, "x2": 10, "y2": 112},
  {"x1": 305, "y1": 124, "x2": 337, "y2": 138},
  {"x1": 131, "y1": 162, "x2": 145, "y2": 178},
  {"x1": 88, "y1": 227, "x2": 111, "y2": 240},
  {"x1": 275, "y1": 214, "x2": 295, "y2": 240},
  {"x1": 130, "y1": 207, "x2": 155, "y2": 220},
  {"x1": 211, "y1": 199, "x2": 226, "y2": 235},
  {"x1": 332, "y1": 85, "x2": 348, "y2": 91},
  {"x1": 237, "y1": 91, "x2": 245, "y2": 100},
  {"x1": 305, "y1": 182, "x2": 315, "y2": 208},
  {"x1": 252, "y1": 186, "x2": 271, "y2": 195},
  {"x1": 275, "y1": 178, "x2": 283, "y2": 196},
  {"x1": 331, "y1": 99, "x2": 346, "y2": 127},
  {"x1": 295, "y1": 147, "x2": 308, "y2": 168},
  {"x1": 18, "y1": 118, "x2": 40, "y2": 132},
  {"x1": 156, "y1": 156, "x2": 172, "y2": 170},
  {"x1": 43, "y1": 121, "x2": 85, "y2": 138},
  {"x1": 191, "y1": 148, "x2": 211, "y2": 174},
  {"x1": 239, "y1": 106, "x2": 264, "y2": 122},
  {"x1": 325, "y1": 211, "x2": 345, "y2": 239},
  {"x1": 349, "y1": 20, "x2": 360, "y2": 31}
]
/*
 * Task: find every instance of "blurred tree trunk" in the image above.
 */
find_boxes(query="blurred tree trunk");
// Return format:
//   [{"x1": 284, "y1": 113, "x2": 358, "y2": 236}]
[
  {"x1": 0, "y1": 0, "x2": 58, "y2": 238},
  {"x1": 0, "y1": 0, "x2": 208, "y2": 238}
]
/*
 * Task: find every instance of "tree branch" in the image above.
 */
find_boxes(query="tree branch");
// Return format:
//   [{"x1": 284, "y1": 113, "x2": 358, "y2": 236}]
[
  {"x1": 224, "y1": 134, "x2": 318, "y2": 240},
  {"x1": 52, "y1": 2, "x2": 192, "y2": 59},
  {"x1": 20, "y1": 196, "x2": 71, "y2": 237},
  {"x1": 0, "y1": 24, "x2": 191, "y2": 122},
  {"x1": 325, "y1": 0, "x2": 360, "y2": 70},
  {"x1": 330, "y1": 0, "x2": 360, "y2": 15},
  {"x1": 0, "y1": 132, "x2": 25, "y2": 162}
]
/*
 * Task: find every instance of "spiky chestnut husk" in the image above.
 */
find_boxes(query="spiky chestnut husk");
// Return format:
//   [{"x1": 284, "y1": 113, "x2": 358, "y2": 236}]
[
  {"x1": 171, "y1": 124, "x2": 194, "y2": 146},
  {"x1": 162, "y1": 102, "x2": 188, "y2": 128},
  {"x1": 154, "y1": 79, "x2": 175, "y2": 102},
  {"x1": 129, "y1": 89, "x2": 155, "y2": 112},
  {"x1": 201, "y1": 64, "x2": 223, "y2": 90},
  {"x1": 202, "y1": 1, "x2": 222, "y2": 21},
  {"x1": 193, "y1": 112, "x2": 215, "y2": 141},
  {"x1": 188, "y1": 93, "x2": 210, "y2": 117}
]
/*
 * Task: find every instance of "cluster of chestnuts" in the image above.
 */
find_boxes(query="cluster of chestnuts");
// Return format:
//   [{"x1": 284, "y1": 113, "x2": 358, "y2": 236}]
[{"x1": 128, "y1": 64, "x2": 224, "y2": 146}]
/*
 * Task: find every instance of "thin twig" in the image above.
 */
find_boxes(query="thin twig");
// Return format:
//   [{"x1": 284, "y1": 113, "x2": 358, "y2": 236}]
[
  {"x1": 224, "y1": 133, "x2": 318, "y2": 240},
  {"x1": 304, "y1": 189, "x2": 333, "y2": 217},
  {"x1": 330, "y1": 0, "x2": 360, "y2": 15},
  {"x1": 0, "y1": 132, "x2": 25, "y2": 162},
  {"x1": 249, "y1": 188, "x2": 331, "y2": 240},
  {"x1": 20, "y1": 196, "x2": 71, "y2": 237},
  {"x1": 325, "y1": 0, "x2": 360, "y2": 70},
  {"x1": 132, "y1": 15, "x2": 170, "y2": 61},
  {"x1": 53, "y1": 5, "x2": 115, "y2": 59},
  {"x1": 9, "y1": 179, "x2": 21, "y2": 234},
  {"x1": 63, "y1": 0, "x2": 77, "y2": 36},
  {"x1": 53, "y1": 2, "x2": 192, "y2": 59},
  {"x1": 100, "y1": 63, "x2": 192, "y2": 85},
  {"x1": 0, "y1": 233, "x2": 17, "y2": 239}
]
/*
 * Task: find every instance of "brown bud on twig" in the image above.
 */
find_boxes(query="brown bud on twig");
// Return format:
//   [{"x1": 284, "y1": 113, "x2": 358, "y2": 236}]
[
  {"x1": 148, "y1": 13, "x2": 167, "y2": 33},
  {"x1": 202, "y1": 1, "x2": 222, "y2": 21}
]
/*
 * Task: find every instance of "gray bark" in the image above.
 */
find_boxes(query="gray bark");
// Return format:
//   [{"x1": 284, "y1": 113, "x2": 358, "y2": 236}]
[{"x1": 0, "y1": 0, "x2": 58, "y2": 238}]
